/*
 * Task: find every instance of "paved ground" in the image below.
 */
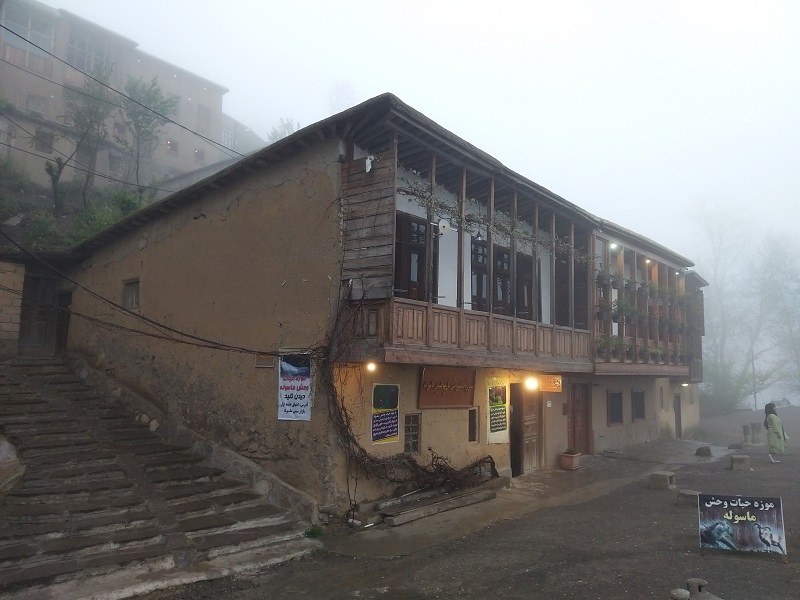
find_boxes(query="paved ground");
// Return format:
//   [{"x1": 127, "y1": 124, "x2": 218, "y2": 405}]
[{"x1": 139, "y1": 407, "x2": 800, "y2": 599}]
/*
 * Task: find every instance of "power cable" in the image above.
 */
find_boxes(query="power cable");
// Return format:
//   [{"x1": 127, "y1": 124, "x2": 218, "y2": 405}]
[
  {"x1": 0, "y1": 140, "x2": 176, "y2": 193},
  {"x1": 0, "y1": 227, "x2": 306, "y2": 357},
  {"x1": 0, "y1": 23, "x2": 244, "y2": 159}
]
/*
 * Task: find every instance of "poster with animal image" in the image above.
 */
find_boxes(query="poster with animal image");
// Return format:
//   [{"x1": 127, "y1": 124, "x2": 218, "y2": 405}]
[
  {"x1": 698, "y1": 494, "x2": 786, "y2": 555},
  {"x1": 486, "y1": 380, "x2": 509, "y2": 444},
  {"x1": 277, "y1": 354, "x2": 312, "y2": 421}
]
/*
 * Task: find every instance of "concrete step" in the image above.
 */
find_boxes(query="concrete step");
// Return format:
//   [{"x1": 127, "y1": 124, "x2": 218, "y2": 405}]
[{"x1": 0, "y1": 361, "x2": 314, "y2": 598}]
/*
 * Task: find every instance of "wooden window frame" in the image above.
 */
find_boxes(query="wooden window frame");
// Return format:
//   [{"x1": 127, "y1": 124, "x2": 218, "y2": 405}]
[
  {"x1": 631, "y1": 390, "x2": 645, "y2": 422},
  {"x1": 607, "y1": 391, "x2": 623, "y2": 426},
  {"x1": 404, "y1": 413, "x2": 421, "y2": 454}
]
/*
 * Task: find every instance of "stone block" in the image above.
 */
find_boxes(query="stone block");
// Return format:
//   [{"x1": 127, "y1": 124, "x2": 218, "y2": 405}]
[
  {"x1": 731, "y1": 454, "x2": 750, "y2": 470},
  {"x1": 676, "y1": 489, "x2": 700, "y2": 507},
  {"x1": 649, "y1": 471, "x2": 676, "y2": 490}
]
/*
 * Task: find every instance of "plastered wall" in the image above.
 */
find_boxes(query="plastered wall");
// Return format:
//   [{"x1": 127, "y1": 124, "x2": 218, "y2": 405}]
[
  {"x1": 0, "y1": 261, "x2": 23, "y2": 359},
  {"x1": 67, "y1": 140, "x2": 345, "y2": 507}
]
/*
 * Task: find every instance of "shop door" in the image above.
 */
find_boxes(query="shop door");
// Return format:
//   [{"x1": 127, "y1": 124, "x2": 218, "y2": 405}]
[
  {"x1": 510, "y1": 383, "x2": 541, "y2": 476},
  {"x1": 567, "y1": 383, "x2": 591, "y2": 454},
  {"x1": 674, "y1": 394, "x2": 683, "y2": 439}
]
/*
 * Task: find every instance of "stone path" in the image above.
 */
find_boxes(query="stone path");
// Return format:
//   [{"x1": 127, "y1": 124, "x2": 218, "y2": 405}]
[{"x1": 0, "y1": 359, "x2": 319, "y2": 599}]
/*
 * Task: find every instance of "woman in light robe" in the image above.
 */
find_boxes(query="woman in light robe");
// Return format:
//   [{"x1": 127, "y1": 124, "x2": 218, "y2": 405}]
[{"x1": 764, "y1": 402, "x2": 787, "y2": 463}]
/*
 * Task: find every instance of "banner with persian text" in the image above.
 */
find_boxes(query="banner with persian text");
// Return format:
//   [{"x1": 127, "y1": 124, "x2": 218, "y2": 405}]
[
  {"x1": 698, "y1": 494, "x2": 786, "y2": 555},
  {"x1": 371, "y1": 384, "x2": 399, "y2": 444},
  {"x1": 277, "y1": 354, "x2": 312, "y2": 421}
]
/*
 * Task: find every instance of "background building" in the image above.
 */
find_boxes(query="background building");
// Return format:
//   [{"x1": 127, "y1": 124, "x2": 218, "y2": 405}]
[{"x1": 0, "y1": 0, "x2": 262, "y2": 191}]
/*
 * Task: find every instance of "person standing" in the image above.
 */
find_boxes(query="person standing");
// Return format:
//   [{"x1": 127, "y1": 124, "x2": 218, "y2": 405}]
[{"x1": 764, "y1": 402, "x2": 788, "y2": 463}]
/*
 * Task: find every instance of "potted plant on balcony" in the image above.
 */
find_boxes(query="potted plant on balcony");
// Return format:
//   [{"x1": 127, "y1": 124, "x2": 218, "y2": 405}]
[
  {"x1": 560, "y1": 448, "x2": 581, "y2": 470},
  {"x1": 595, "y1": 334, "x2": 611, "y2": 358},
  {"x1": 596, "y1": 267, "x2": 611, "y2": 287}
]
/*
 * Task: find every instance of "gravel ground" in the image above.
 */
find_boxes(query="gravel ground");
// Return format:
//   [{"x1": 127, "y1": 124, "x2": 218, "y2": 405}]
[{"x1": 140, "y1": 407, "x2": 800, "y2": 600}]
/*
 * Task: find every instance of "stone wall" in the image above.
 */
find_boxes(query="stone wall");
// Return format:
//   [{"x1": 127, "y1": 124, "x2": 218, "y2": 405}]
[{"x1": 0, "y1": 262, "x2": 24, "y2": 359}]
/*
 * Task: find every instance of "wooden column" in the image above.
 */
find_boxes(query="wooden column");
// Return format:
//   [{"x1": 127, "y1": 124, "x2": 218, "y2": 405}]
[
  {"x1": 569, "y1": 220, "x2": 575, "y2": 329},
  {"x1": 426, "y1": 154, "x2": 436, "y2": 345},
  {"x1": 487, "y1": 178, "x2": 495, "y2": 350},
  {"x1": 457, "y1": 168, "x2": 466, "y2": 310},
  {"x1": 550, "y1": 212, "x2": 556, "y2": 326},
  {"x1": 532, "y1": 202, "x2": 539, "y2": 323},
  {"x1": 510, "y1": 191, "x2": 518, "y2": 353},
  {"x1": 457, "y1": 168, "x2": 466, "y2": 350}
]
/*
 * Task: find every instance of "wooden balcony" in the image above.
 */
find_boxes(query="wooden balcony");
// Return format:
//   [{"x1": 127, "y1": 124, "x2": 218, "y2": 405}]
[{"x1": 344, "y1": 298, "x2": 593, "y2": 372}]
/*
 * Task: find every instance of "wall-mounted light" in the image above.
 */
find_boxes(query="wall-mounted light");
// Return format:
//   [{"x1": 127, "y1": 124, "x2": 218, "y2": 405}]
[
  {"x1": 682, "y1": 383, "x2": 689, "y2": 387},
  {"x1": 675, "y1": 271, "x2": 680, "y2": 276},
  {"x1": 609, "y1": 243, "x2": 618, "y2": 250},
  {"x1": 645, "y1": 259, "x2": 651, "y2": 264},
  {"x1": 524, "y1": 376, "x2": 539, "y2": 391},
  {"x1": 366, "y1": 362, "x2": 377, "y2": 372},
  {"x1": 475, "y1": 232, "x2": 483, "y2": 241}
]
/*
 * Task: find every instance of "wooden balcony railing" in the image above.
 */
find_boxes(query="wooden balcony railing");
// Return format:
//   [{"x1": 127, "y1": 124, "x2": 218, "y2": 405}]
[{"x1": 353, "y1": 298, "x2": 591, "y2": 366}]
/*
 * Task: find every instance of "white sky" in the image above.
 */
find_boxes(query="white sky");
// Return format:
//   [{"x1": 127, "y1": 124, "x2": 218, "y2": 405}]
[{"x1": 46, "y1": 0, "x2": 800, "y2": 262}]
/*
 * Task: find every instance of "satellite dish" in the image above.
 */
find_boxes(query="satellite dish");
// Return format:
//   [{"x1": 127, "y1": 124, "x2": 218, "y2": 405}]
[{"x1": 437, "y1": 219, "x2": 450, "y2": 234}]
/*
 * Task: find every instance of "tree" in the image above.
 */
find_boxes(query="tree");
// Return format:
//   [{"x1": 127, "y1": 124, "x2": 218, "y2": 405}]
[
  {"x1": 45, "y1": 65, "x2": 114, "y2": 216},
  {"x1": 755, "y1": 235, "x2": 800, "y2": 394},
  {"x1": 266, "y1": 118, "x2": 300, "y2": 144},
  {"x1": 695, "y1": 208, "x2": 777, "y2": 415},
  {"x1": 118, "y1": 77, "x2": 178, "y2": 194}
]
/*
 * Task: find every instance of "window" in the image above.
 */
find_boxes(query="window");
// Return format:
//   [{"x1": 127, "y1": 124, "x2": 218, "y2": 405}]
[
  {"x1": 196, "y1": 104, "x2": 210, "y2": 134},
  {"x1": 394, "y1": 212, "x2": 436, "y2": 301},
  {"x1": 607, "y1": 391, "x2": 623, "y2": 425},
  {"x1": 26, "y1": 94, "x2": 48, "y2": 116},
  {"x1": 34, "y1": 128, "x2": 53, "y2": 153},
  {"x1": 468, "y1": 408, "x2": 478, "y2": 442},
  {"x1": 122, "y1": 279, "x2": 139, "y2": 310},
  {"x1": 404, "y1": 413, "x2": 421, "y2": 453},
  {"x1": 493, "y1": 245, "x2": 511, "y2": 315},
  {"x1": 516, "y1": 253, "x2": 534, "y2": 320},
  {"x1": 631, "y1": 391, "x2": 645, "y2": 421},
  {"x1": 470, "y1": 239, "x2": 488, "y2": 311},
  {"x1": 66, "y1": 28, "x2": 108, "y2": 72}
]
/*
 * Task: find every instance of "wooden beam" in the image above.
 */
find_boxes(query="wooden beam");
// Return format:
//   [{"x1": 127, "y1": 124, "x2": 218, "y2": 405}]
[{"x1": 457, "y1": 167, "x2": 466, "y2": 312}]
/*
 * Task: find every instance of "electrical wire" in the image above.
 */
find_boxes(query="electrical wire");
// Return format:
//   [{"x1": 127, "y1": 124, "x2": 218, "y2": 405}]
[
  {"x1": 0, "y1": 140, "x2": 176, "y2": 193},
  {"x1": 0, "y1": 23, "x2": 244, "y2": 160},
  {"x1": 0, "y1": 227, "x2": 305, "y2": 357}
]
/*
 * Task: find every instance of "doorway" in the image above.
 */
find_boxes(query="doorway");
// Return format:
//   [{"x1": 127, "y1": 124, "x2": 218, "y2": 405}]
[
  {"x1": 18, "y1": 270, "x2": 58, "y2": 357},
  {"x1": 674, "y1": 394, "x2": 683, "y2": 439},
  {"x1": 567, "y1": 383, "x2": 591, "y2": 454},
  {"x1": 510, "y1": 383, "x2": 541, "y2": 476}
]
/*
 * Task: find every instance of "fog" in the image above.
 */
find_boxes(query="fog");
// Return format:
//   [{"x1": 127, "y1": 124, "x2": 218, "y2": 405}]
[{"x1": 50, "y1": 0, "x2": 800, "y2": 262}]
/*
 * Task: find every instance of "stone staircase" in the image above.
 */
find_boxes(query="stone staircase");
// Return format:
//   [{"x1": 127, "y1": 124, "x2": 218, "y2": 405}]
[{"x1": 0, "y1": 359, "x2": 320, "y2": 599}]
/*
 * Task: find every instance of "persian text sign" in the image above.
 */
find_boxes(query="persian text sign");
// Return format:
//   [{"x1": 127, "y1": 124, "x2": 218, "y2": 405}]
[
  {"x1": 539, "y1": 375, "x2": 562, "y2": 393},
  {"x1": 371, "y1": 384, "x2": 399, "y2": 444},
  {"x1": 419, "y1": 367, "x2": 475, "y2": 408},
  {"x1": 278, "y1": 354, "x2": 312, "y2": 421},
  {"x1": 698, "y1": 494, "x2": 786, "y2": 555}
]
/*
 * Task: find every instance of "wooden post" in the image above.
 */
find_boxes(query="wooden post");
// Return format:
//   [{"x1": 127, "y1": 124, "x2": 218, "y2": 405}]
[
  {"x1": 426, "y1": 154, "x2": 436, "y2": 346},
  {"x1": 487, "y1": 178, "x2": 495, "y2": 351},
  {"x1": 511, "y1": 191, "x2": 518, "y2": 354}
]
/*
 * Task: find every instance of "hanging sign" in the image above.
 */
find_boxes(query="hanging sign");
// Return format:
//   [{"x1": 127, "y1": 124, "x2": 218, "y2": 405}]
[
  {"x1": 698, "y1": 494, "x2": 786, "y2": 555},
  {"x1": 371, "y1": 384, "x2": 399, "y2": 444},
  {"x1": 419, "y1": 366, "x2": 475, "y2": 408},
  {"x1": 539, "y1": 374, "x2": 563, "y2": 393},
  {"x1": 277, "y1": 354, "x2": 312, "y2": 421}
]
